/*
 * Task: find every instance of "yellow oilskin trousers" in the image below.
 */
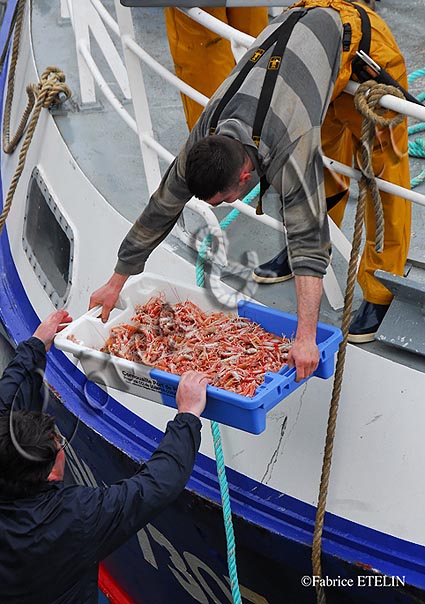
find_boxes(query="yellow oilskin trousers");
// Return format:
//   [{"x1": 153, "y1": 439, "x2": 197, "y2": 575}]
[
  {"x1": 164, "y1": 7, "x2": 269, "y2": 131},
  {"x1": 324, "y1": 96, "x2": 411, "y2": 305},
  {"x1": 292, "y1": 0, "x2": 411, "y2": 304}
]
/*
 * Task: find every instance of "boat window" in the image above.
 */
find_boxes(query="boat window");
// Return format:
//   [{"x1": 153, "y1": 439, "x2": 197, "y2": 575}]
[{"x1": 23, "y1": 168, "x2": 74, "y2": 307}]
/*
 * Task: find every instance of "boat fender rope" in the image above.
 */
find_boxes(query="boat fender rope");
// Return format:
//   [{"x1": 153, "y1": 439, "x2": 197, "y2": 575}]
[
  {"x1": 0, "y1": 0, "x2": 71, "y2": 235},
  {"x1": 312, "y1": 80, "x2": 405, "y2": 604}
]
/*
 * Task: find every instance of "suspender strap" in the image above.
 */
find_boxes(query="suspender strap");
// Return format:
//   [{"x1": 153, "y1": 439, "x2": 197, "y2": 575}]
[
  {"x1": 209, "y1": 10, "x2": 307, "y2": 136},
  {"x1": 256, "y1": 175, "x2": 271, "y2": 215},
  {"x1": 352, "y1": 3, "x2": 371, "y2": 56},
  {"x1": 208, "y1": 10, "x2": 308, "y2": 214},
  {"x1": 253, "y1": 10, "x2": 307, "y2": 214},
  {"x1": 351, "y1": 3, "x2": 371, "y2": 80},
  {"x1": 252, "y1": 9, "x2": 307, "y2": 148},
  {"x1": 350, "y1": 4, "x2": 423, "y2": 106}
]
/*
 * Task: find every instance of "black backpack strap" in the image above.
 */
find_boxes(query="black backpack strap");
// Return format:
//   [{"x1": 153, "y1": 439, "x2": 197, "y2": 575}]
[
  {"x1": 208, "y1": 8, "x2": 309, "y2": 215},
  {"x1": 353, "y1": 3, "x2": 371, "y2": 55},
  {"x1": 209, "y1": 24, "x2": 287, "y2": 135},
  {"x1": 251, "y1": 9, "x2": 307, "y2": 214}
]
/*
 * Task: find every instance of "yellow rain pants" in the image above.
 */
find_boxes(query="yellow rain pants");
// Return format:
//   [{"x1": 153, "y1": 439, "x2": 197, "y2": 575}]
[
  {"x1": 324, "y1": 96, "x2": 411, "y2": 305},
  {"x1": 293, "y1": 0, "x2": 412, "y2": 305},
  {"x1": 164, "y1": 7, "x2": 269, "y2": 131}
]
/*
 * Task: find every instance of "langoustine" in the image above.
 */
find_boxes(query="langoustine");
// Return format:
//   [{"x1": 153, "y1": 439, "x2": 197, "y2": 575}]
[{"x1": 101, "y1": 295, "x2": 293, "y2": 397}]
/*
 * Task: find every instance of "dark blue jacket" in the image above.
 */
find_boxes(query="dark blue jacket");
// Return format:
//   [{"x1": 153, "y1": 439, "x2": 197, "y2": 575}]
[{"x1": 0, "y1": 338, "x2": 202, "y2": 603}]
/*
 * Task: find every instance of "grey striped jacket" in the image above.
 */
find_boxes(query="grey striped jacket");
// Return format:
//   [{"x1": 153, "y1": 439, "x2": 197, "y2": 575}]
[{"x1": 115, "y1": 7, "x2": 343, "y2": 278}]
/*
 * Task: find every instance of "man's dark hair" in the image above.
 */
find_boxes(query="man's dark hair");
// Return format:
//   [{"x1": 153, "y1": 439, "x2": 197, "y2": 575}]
[
  {"x1": 185, "y1": 136, "x2": 247, "y2": 200},
  {"x1": 0, "y1": 411, "x2": 57, "y2": 498}
]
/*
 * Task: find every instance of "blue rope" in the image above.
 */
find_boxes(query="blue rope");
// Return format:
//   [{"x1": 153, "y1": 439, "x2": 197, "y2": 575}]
[
  {"x1": 411, "y1": 169, "x2": 425, "y2": 189},
  {"x1": 210, "y1": 420, "x2": 241, "y2": 604},
  {"x1": 408, "y1": 122, "x2": 425, "y2": 136},
  {"x1": 409, "y1": 137, "x2": 425, "y2": 159},
  {"x1": 196, "y1": 184, "x2": 260, "y2": 286},
  {"x1": 408, "y1": 68, "x2": 425, "y2": 84},
  {"x1": 195, "y1": 183, "x2": 260, "y2": 604},
  {"x1": 407, "y1": 70, "x2": 425, "y2": 188}
]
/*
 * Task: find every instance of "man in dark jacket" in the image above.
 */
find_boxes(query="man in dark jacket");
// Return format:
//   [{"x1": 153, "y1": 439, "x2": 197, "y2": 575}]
[{"x1": 0, "y1": 309, "x2": 209, "y2": 604}]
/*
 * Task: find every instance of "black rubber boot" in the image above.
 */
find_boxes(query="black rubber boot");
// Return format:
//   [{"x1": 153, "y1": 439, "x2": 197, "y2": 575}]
[
  {"x1": 252, "y1": 248, "x2": 294, "y2": 284},
  {"x1": 348, "y1": 300, "x2": 390, "y2": 344}
]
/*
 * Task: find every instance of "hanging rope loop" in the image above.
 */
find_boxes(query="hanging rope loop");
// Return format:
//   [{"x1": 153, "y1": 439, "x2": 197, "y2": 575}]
[
  {"x1": 0, "y1": 66, "x2": 72, "y2": 233},
  {"x1": 353, "y1": 80, "x2": 405, "y2": 253},
  {"x1": 0, "y1": 0, "x2": 71, "y2": 234},
  {"x1": 3, "y1": 66, "x2": 71, "y2": 156},
  {"x1": 0, "y1": 0, "x2": 71, "y2": 235},
  {"x1": 354, "y1": 79, "x2": 405, "y2": 128}
]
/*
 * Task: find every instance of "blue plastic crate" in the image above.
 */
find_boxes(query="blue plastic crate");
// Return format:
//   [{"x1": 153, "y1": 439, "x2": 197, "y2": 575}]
[
  {"x1": 56, "y1": 276, "x2": 342, "y2": 435},
  {"x1": 151, "y1": 300, "x2": 342, "y2": 434}
]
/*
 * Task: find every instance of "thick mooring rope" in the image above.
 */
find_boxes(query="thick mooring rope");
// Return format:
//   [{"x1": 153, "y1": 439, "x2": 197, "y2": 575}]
[
  {"x1": 311, "y1": 81, "x2": 406, "y2": 604},
  {"x1": 0, "y1": 0, "x2": 71, "y2": 235}
]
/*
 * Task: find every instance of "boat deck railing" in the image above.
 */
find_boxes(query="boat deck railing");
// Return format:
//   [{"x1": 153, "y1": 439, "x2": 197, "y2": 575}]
[{"x1": 63, "y1": 0, "x2": 425, "y2": 310}]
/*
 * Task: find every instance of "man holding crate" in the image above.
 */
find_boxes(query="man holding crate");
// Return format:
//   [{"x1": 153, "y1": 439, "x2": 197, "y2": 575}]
[
  {"x1": 91, "y1": 0, "x2": 411, "y2": 382},
  {"x1": 0, "y1": 310, "x2": 209, "y2": 603}
]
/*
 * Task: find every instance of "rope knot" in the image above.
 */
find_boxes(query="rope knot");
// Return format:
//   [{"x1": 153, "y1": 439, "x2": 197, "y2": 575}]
[
  {"x1": 354, "y1": 79, "x2": 405, "y2": 128},
  {"x1": 39, "y1": 66, "x2": 72, "y2": 108}
]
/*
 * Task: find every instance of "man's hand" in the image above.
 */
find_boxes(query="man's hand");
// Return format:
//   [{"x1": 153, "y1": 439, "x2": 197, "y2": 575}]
[
  {"x1": 89, "y1": 272, "x2": 129, "y2": 323},
  {"x1": 33, "y1": 309, "x2": 73, "y2": 351},
  {"x1": 176, "y1": 371, "x2": 211, "y2": 418},
  {"x1": 289, "y1": 274, "x2": 322, "y2": 381},
  {"x1": 287, "y1": 337, "x2": 319, "y2": 382}
]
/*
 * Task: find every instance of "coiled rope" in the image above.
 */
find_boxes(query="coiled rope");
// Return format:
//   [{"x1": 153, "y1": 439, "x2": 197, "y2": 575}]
[
  {"x1": 196, "y1": 184, "x2": 260, "y2": 604},
  {"x1": 0, "y1": 0, "x2": 71, "y2": 235},
  {"x1": 407, "y1": 69, "x2": 425, "y2": 188},
  {"x1": 311, "y1": 80, "x2": 405, "y2": 604}
]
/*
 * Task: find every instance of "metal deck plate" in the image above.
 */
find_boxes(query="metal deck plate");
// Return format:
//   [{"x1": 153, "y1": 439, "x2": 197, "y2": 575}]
[{"x1": 375, "y1": 269, "x2": 425, "y2": 356}]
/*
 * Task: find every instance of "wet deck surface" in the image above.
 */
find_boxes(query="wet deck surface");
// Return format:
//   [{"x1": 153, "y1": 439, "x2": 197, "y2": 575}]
[{"x1": 32, "y1": 0, "x2": 425, "y2": 372}]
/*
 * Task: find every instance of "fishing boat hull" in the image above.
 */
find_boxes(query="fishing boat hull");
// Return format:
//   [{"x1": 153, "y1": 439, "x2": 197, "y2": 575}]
[
  {"x1": 1, "y1": 240, "x2": 424, "y2": 603},
  {"x1": 1, "y1": 1, "x2": 425, "y2": 603}
]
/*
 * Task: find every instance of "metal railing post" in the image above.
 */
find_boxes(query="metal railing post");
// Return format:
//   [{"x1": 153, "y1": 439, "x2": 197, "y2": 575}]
[{"x1": 114, "y1": 0, "x2": 162, "y2": 194}]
